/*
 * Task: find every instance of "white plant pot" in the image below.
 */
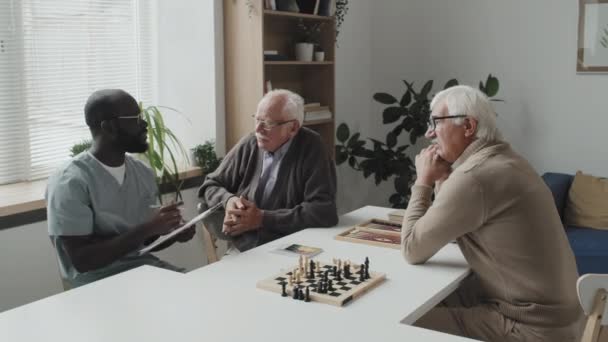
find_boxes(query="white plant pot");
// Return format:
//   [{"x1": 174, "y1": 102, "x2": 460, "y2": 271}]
[
  {"x1": 314, "y1": 51, "x2": 325, "y2": 62},
  {"x1": 295, "y1": 43, "x2": 314, "y2": 62}
]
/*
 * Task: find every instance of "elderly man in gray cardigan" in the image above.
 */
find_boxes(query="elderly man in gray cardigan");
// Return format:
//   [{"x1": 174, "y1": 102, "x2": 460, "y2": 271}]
[
  {"x1": 198, "y1": 89, "x2": 338, "y2": 252},
  {"x1": 403, "y1": 85, "x2": 582, "y2": 341}
]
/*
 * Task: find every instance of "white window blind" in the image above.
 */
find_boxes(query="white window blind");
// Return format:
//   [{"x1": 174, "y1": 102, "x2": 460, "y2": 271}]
[{"x1": 0, "y1": 0, "x2": 155, "y2": 185}]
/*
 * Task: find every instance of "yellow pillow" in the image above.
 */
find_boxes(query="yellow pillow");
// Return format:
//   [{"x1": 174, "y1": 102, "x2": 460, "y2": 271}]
[{"x1": 564, "y1": 171, "x2": 608, "y2": 230}]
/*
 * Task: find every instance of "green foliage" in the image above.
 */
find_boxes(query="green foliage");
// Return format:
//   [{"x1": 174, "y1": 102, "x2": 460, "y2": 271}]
[
  {"x1": 335, "y1": 0, "x2": 349, "y2": 39},
  {"x1": 601, "y1": 25, "x2": 608, "y2": 48},
  {"x1": 335, "y1": 74, "x2": 501, "y2": 208},
  {"x1": 70, "y1": 139, "x2": 92, "y2": 157},
  {"x1": 192, "y1": 140, "x2": 222, "y2": 174},
  {"x1": 140, "y1": 104, "x2": 190, "y2": 204},
  {"x1": 296, "y1": 19, "x2": 324, "y2": 44}
]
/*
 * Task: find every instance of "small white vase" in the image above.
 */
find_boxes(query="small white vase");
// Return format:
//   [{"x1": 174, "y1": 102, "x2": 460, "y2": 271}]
[
  {"x1": 295, "y1": 43, "x2": 314, "y2": 62},
  {"x1": 314, "y1": 51, "x2": 325, "y2": 62}
]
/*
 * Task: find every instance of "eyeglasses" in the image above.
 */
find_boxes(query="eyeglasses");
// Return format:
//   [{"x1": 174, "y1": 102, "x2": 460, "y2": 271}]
[
  {"x1": 427, "y1": 114, "x2": 467, "y2": 131},
  {"x1": 115, "y1": 113, "x2": 143, "y2": 124},
  {"x1": 252, "y1": 114, "x2": 296, "y2": 131}
]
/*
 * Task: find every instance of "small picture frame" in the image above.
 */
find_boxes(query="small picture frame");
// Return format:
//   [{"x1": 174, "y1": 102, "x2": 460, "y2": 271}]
[{"x1": 577, "y1": 0, "x2": 608, "y2": 72}]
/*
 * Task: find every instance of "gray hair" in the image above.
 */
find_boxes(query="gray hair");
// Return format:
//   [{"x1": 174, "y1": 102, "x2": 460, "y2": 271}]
[
  {"x1": 430, "y1": 85, "x2": 502, "y2": 141},
  {"x1": 259, "y1": 89, "x2": 305, "y2": 125}
]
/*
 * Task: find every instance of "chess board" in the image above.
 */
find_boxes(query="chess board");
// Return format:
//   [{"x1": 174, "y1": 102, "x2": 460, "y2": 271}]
[{"x1": 257, "y1": 261, "x2": 386, "y2": 306}]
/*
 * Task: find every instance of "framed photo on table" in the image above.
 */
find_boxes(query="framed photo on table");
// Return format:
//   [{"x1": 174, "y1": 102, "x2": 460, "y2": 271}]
[{"x1": 577, "y1": 0, "x2": 608, "y2": 72}]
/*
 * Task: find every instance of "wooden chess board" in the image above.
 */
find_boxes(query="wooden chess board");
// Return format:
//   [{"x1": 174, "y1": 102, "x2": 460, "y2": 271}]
[{"x1": 257, "y1": 261, "x2": 385, "y2": 307}]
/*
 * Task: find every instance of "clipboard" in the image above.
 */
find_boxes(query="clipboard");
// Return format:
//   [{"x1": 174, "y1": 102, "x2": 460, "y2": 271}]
[{"x1": 138, "y1": 203, "x2": 223, "y2": 255}]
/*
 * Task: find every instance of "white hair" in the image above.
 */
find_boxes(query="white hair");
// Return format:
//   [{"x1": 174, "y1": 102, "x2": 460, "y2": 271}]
[
  {"x1": 259, "y1": 89, "x2": 305, "y2": 125},
  {"x1": 430, "y1": 85, "x2": 502, "y2": 141}
]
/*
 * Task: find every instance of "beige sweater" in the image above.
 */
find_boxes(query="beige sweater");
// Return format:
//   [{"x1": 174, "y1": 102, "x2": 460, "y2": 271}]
[{"x1": 402, "y1": 139, "x2": 581, "y2": 328}]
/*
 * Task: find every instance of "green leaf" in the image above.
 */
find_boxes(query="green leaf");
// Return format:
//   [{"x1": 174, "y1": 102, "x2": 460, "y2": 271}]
[
  {"x1": 336, "y1": 123, "x2": 350, "y2": 142},
  {"x1": 347, "y1": 132, "x2": 361, "y2": 147},
  {"x1": 373, "y1": 92, "x2": 398, "y2": 105},
  {"x1": 399, "y1": 91, "x2": 411, "y2": 107},
  {"x1": 389, "y1": 193, "x2": 402, "y2": 205},
  {"x1": 383, "y1": 106, "x2": 405, "y2": 124},
  {"x1": 394, "y1": 176, "x2": 409, "y2": 193},
  {"x1": 420, "y1": 80, "x2": 433, "y2": 98},
  {"x1": 386, "y1": 132, "x2": 397, "y2": 148},
  {"x1": 348, "y1": 156, "x2": 356, "y2": 168},
  {"x1": 335, "y1": 148, "x2": 348, "y2": 165},
  {"x1": 484, "y1": 74, "x2": 499, "y2": 97},
  {"x1": 443, "y1": 79, "x2": 459, "y2": 89}
]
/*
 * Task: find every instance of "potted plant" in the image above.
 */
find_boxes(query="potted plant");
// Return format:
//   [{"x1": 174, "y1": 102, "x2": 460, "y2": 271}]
[
  {"x1": 295, "y1": 19, "x2": 323, "y2": 61},
  {"x1": 70, "y1": 139, "x2": 92, "y2": 157},
  {"x1": 140, "y1": 104, "x2": 190, "y2": 204},
  {"x1": 335, "y1": 74, "x2": 501, "y2": 208},
  {"x1": 191, "y1": 140, "x2": 222, "y2": 174},
  {"x1": 314, "y1": 44, "x2": 325, "y2": 61}
]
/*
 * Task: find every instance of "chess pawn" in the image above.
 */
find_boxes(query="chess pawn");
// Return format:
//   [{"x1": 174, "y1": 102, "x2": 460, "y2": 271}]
[{"x1": 288, "y1": 274, "x2": 293, "y2": 286}]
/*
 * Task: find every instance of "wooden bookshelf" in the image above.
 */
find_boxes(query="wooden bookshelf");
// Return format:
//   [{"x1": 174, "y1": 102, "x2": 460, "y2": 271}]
[{"x1": 223, "y1": 0, "x2": 336, "y2": 157}]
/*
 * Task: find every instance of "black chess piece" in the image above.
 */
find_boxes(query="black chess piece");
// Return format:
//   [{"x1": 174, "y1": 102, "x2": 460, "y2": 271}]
[
  {"x1": 365, "y1": 256, "x2": 369, "y2": 270},
  {"x1": 336, "y1": 270, "x2": 342, "y2": 281},
  {"x1": 305, "y1": 286, "x2": 310, "y2": 302},
  {"x1": 365, "y1": 264, "x2": 370, "y2": 279},
  {"x1": 309, "y1": 260, "x2": 315, "y2": 279},
  {"x1": 328, "y1": 279, "x2": 334, "y2": 292},
  {"x1": 359, "y1": 264, "x2": 365, "y2": 281},
  {"x1": 281, "y1": 282, "x2": 287, "y2": 297},
  {"x1": 293, "y1": 286, "x2": 299, "y2": 299},
  {"x1": 345, "y1": 264, "x2": 350, "y2": 279},
  {"x1": 324, "y1": 270, "x2": 329, "y2": 282},
  {"x1": 333, "y1": 265, "x2": 337, "y2": 277},
  {"x1": 299, "y1": 287, "x2": 306, "y2": 300}
]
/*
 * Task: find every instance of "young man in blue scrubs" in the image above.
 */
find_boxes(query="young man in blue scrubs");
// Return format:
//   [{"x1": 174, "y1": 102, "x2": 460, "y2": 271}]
[{"x1": 46, "y1": 89, "x2": 194, "y2": 287}]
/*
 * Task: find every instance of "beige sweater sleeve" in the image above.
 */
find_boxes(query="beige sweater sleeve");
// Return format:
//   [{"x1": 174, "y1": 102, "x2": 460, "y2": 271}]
[{"x1": 401, "y1": 173, "x2": 486, "y2": 264}]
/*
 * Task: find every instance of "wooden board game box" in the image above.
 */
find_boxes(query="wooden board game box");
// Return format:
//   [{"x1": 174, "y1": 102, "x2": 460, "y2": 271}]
[{"x1": 334, "y1": 218, "x2": 402, "y2": 249}]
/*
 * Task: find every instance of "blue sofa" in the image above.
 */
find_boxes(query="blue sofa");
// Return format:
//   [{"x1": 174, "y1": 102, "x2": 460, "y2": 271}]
[{"x1": 542, "y1": 172, "x2": 608, "y2": 275}]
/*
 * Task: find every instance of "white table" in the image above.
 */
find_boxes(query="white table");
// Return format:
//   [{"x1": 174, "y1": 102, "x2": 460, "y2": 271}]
[{"x1": 0, "y1": 206, "x2": 472, "y2": 341}]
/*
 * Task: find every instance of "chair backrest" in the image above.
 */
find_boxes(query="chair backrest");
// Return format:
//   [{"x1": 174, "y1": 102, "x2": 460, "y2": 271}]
[
  {"x1": 578, "y1": 274, "x2": 608, "y2": 342},
  {"x1": 197, "y1": 202, "x2": 220, "y2": 264}
]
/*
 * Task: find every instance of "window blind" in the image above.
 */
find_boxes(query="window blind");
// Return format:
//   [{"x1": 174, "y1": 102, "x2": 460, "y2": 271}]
[{"x1": 0, "y1": 0, "x2": 155, "y2": 184}]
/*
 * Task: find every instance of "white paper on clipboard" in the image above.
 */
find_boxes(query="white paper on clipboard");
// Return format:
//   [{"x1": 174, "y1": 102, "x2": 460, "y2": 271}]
[{"x1": 139, "y1": 203, "x2": 222, "y2": 255}]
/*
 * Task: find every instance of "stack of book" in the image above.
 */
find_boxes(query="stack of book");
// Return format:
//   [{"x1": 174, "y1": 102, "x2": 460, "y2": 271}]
[
  {"x1": 263, "y1": 50, "x2": 287, "y2": 61},
  {"x1": 303, "y1": 102, "x2": 332, "y2": 122}
]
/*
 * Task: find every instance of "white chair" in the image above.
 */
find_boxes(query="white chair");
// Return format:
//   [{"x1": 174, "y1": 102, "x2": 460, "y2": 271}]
[{"x1": 578, "y1": 274, "x2": 608, "y2": 342}]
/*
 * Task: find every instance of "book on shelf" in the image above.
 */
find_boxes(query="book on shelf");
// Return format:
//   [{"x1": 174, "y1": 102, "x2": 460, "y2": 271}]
[
  {"x1": 263, "y1": 50, "x2": 279, "y2": 55},
  {"x1": 313, "y1": 0, "x2": 320, "y2": 15},
  {"x1": 264, "y1": 54, "x2": 288, "y2": 61},
  {"x1": 304, "y1": 107, "x2": 332, "y2": 122},
  {"x1": 304, "y1": 102, "x2": 321, "y2": 108}
]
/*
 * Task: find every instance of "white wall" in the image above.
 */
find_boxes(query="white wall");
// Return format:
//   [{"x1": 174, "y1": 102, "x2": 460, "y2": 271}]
[
  {"x1": 335, "y1": 0, "x2": 608, "y2": 213},
  {"x1": 0, "y1": 188, "x2": 209, "y2": 312},
  {"x1": 335, "y1": 0, "x2": 394, "y2": 214},
  {"x1": 157, "y1": 0, "x2": 223, "y2": 160},
  {"x1": 370, "y1": 0, "x2": 608, "y2": 176}
]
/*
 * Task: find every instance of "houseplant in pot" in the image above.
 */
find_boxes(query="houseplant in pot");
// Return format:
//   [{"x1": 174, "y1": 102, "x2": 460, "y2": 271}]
[{"x1": 295, "y1": 19, "x2": 323, "y2": 61}]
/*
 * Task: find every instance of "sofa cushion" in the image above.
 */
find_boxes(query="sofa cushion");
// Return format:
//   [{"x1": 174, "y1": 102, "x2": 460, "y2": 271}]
[
  {"x1": 541, "y1": 173, "x2": 573, "y2": 221},
  {"x1": 566, "y1": 225, "x2": 608, "y2": 274},
  {"x1": 565, "y1": 226, "x2": 608, "y2": 257},
  {"x1": 564, "y1": 171, "x2": 608, "y2": 230}
]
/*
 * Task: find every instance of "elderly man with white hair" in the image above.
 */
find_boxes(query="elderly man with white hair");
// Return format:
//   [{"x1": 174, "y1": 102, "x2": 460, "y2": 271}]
[
  {"x1": 199, "y1": 89, "x2": 338, "y2": 252},
  {"x1": 403, "y1": 85, "x2": 582, "y2": 341}
]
